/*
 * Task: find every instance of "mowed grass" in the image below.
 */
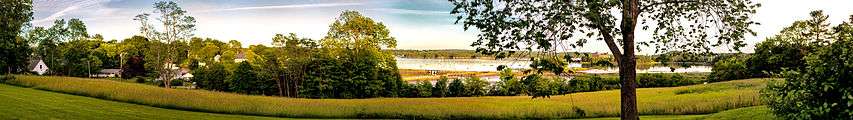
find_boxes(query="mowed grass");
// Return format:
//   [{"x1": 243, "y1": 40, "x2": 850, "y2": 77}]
[
  {"x1": 0, "y1": 84, "x2": 290, "y2": 120},
  {"x1": 5, "y1": 75, "x2": 771, "y2": 119},
  {"x1": 583, "y1": 106, "x2": 777, "y2": 120}
]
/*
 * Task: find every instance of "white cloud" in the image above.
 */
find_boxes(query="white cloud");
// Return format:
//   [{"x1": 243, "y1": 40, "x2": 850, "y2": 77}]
[
  {"x1": 32, "y1": 0, "x2": 113, "y2": 24},
  {"x1": 202, "y1": 3, "x2": 364, "y2": 13},
  {"x1": 369, "y1": 8, "x2": 447, "y2": 15}
]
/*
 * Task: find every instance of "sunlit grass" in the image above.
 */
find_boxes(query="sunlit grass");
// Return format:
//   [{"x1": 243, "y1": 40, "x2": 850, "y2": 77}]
[
  {"x1": 6, "y1": 75, "x2": 771, "y2": 119},
  {"x1": 0, "y1": 84, "x2": 289, "y2": 120},
  {"x1": 582, "y1": 106, "x2": 776, "y2": 120}
]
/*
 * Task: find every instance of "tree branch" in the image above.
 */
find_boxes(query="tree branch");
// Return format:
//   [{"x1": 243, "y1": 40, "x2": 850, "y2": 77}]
[
  {"x1": 594, "y1": 23, "x2": 623, "y2": 62},
  {"x1": 641, "y1": 0, "x2": 699, "y2": 12}
]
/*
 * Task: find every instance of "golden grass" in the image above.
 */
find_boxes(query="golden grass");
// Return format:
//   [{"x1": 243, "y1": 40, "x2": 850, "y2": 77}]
[{"x1": 6, "y1": 75, "x2": 770, "y2": 119}]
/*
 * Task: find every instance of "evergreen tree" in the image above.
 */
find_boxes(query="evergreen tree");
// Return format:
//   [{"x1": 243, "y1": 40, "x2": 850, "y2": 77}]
[
  {"x1": 448, "y1": 78, "x2": 465, "y2": 97},
  {"x1": 432, "y1": 77, "x2": 449, "y2": 97},
  {"x1": 229, "y1": 61, "x2": 258, "y2": 94},
  {"x1": 465, "y1": 77, "x2": 488, "y2": 96}
]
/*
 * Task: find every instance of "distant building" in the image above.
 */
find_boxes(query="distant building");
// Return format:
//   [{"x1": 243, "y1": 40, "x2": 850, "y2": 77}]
[
  {"x1": 234, "y1": 52, "x2": 247, "y2": 63},
  {"x1": 27, "y1": 60, "x2": 49, "y2": 75},
  {"x1": 570, "y1": 58, "x2": 583, "y2": 62},
  {"x1": 178, "y1": 68, "x2": 193, "y2": 80},
  {"x1": 90, "y1": 69, "x2": 121, "y2": 78}
]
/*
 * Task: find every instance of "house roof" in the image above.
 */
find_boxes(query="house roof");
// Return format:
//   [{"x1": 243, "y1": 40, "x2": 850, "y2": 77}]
[
  {"x1": 27, "y1": 60, "x2": 42, "y2": 70},
  {"x1": 99, "y1": 69, "x2": 122, "y2": 74},
  {"x1": 235, "y1": 52, "x2": 246, "y2": 59}
]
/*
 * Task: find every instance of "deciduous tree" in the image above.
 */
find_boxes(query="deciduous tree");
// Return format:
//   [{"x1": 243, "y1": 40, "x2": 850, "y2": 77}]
[
  {"x1": 134, "y1": 1, "x2": 197, "y2": 88},
  {"x1": 449, "y1": 0, "x2": 759, "y2": 119},
  {"x1": 0, "y1": 0, "x2": 33, "y2": 74}
]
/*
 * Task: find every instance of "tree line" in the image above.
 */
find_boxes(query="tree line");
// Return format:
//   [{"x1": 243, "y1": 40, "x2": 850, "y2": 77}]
[
  {"x1": 705, "y1": 11, "x2": 853, "y2": 119},
  {"x1": 191, "y1": 10, "x2": 405, "y2": 98},
  {"x1": 0, "y1": 1, "x2": 405, "y2": 99}
]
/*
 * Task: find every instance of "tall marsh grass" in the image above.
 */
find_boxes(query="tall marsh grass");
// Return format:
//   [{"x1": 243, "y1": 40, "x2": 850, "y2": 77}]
[{"x1": 5, "y1": 75, "x2": 769, "y2": 119}]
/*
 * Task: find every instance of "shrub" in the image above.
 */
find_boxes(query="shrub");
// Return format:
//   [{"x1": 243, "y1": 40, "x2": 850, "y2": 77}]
[
  {"x1": 523, "y1": 74, "x2": 571, "y2": 98},
  {"x1": 708, "y1": 55, "x2": 752, "y2": 82},
  {"x1": 416, "y1": 81, "x2": 433, "y2": 97},
  {"x1": 523, "y1": 74, "x2": 550, "y2": 98},
  {"x1": 170, "y1": 79, "x2": 184, "y2": 86},
  {"x1": 491, "y1": 69, "x2": 525, "y2": 96},
  {"x1": 432, "y1": 77, "x2": 448, "y2": 97},
  {"x1": 448, "y1": 78, "x2": 465, "y2": 97},
  {"x1": 638, "y1": 73, "x2": 695, "y2": 87},
  {"x1": 134, "y1": 77, "x2": 146, "y2": 83},
  {"x1": 591, "y1": 59, "x2": 614, "y2": 67},
  {"x1": 0, "y1": 75, "x2": 12, "y2": 83},
  {"x1": 464, "y1": 77, "x2": 488, "y2": 96},
  {"x1": 761, "y1": 38, "x2": 853, "y2": 120},
  {"x1": 569, "y1": 75, "x2": 620, "y2": 92}
]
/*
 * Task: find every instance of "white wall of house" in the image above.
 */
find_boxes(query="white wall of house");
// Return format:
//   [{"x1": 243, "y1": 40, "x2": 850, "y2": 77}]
[{"x1": 30, "y1": 60, "x2": 48, "y2": 75}]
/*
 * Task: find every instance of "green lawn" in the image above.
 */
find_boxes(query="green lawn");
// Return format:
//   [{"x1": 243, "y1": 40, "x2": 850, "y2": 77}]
[
  {"x1": 4, "y1": 75, "x2": 774, "y2": 119},
  {"x1": 0, "y1": 84, "x2": 290, "y2": 120},
  {"x1": 580, "y1": 106, "x2": 777, "y2": 120}
]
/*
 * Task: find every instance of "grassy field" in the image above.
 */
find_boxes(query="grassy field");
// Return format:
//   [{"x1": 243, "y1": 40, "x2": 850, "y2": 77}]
[
  {"x1": 5, "y1": 75, "x2": 770, "y2": 119},
  {"x1": 584, "y1": 106, "x2": 777, "y2": 120},
  {"x1": 0, "y1": 84, "x2": 290, "y2": 120}
]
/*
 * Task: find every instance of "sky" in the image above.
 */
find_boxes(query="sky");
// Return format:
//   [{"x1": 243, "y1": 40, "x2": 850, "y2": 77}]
[{"x1": 31, "y1": 0, "x2": 853, "y2": 54}]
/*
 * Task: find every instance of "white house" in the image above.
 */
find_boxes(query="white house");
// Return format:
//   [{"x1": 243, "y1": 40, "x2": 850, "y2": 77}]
[
  {"x1": 27, "y1": 60, "x2": 49, "y2": 75},
  {"x1": 234, "y1": 52, "x2": 247, "y2": 63},
  {"x1": 90, "y1": 69, "x2": 121, "y2": 78}
]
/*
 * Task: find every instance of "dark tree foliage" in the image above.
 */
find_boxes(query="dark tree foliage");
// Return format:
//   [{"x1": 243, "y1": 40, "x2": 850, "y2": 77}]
[
  {"x1": 120, "y1": 36, "x2": 149, "y2": 79},
  {"x1": 523, "y1": 74, "x2": 552, "y2": 98},
  {"x1": 415, "y1": 81, "x2": 434, "y2": 97},
  {"x1": 491, "y1": 69, "x2": 524, "y2": 96},
  {"x1": 448, "y1": 78, "x2": 466, "y2": 97},
  {"x1": 192, "y1": 63, "x2": 230, "y2": 91},
  {"x1": 432, "y1": 77, "x2": 449, "y2": 97},
  {"x1": 761, "y1": 14, "x2": 853, "y2": 120},
  {"x1": 300, "y1": 54, "x2": 343, "y2": 98},
  {"x1": 708, "y1": 54, "x2": 750, "y2": 82},
  {"x1": 229, "y1": 61, "x2": 260, "y2": 94},
  {"x1": 464, "y1": 77, "x2": 488, "y2": 96},
  {"x1": 0, "y1": 0, "x2": 32, "y2": 74},
  {"x1": 121, "y1": 56, "x2": 146, "y2": 79},
  {"x1": 748, "y1": 11, "x2": 832, "y2": 77}
]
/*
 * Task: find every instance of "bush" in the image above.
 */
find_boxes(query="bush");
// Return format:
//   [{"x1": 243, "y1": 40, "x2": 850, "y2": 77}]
[
  {"x1": 708, "y1": 55, "x2": 752, "y2": 82},
  {"x1": 761, "y1": 39, "x2": 853, "y2": 120},
  {"x1": 448, "y1": 78, "x2": 465, "y2": 97},
  {"x1": 464, "y1": 77, "x2": 488, "y2": 96},
  {"x1": 415, "y1": 81, "x2": 433, "y2": 97},
  {"x1": 0, "y1": 75, "x2": 12, "y2": 83},
  {"x1": 638, "y1": 73, "x2": 695, "y2": 87},
  {"x1": 432, "y1": 77, "x2": 449, "y2": 97},
  {"x1": 171, "y1": 79, "x2": 184, "y2": 86},
  {"x1": 569, "y1": 75, "x2": 620, "y2": 92},
  {"x1": 490, "y1": 69, "x2": 525, "y2": 96},
  {"x1": 523, "y1": 74, "x2": 572, "y2": 98},
  {"x1": 134, "y1": 77, "x2": 146, "y2": 83}
]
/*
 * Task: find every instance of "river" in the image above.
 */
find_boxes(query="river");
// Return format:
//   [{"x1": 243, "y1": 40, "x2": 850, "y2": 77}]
[{"x1": 396, "y1": 58, "x2": 711, "y2": 73}]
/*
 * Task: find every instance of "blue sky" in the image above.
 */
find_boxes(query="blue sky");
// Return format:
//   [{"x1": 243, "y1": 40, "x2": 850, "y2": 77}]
[{"x1": 31, "y1": 0, "x2": 853, "y2": 54}]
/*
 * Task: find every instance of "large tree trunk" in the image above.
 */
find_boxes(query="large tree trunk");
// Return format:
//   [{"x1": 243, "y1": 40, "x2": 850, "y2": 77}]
[
  {"x1": 275, "y1": 75, "x2": 284, "y2": 97},
  {"x1": 618, "y1": 55, "x2": 638, "y2": 120},
  {"x1": 619, "y1": 0, "x2": 640, "y2": 119},
  {"x1": 284, "y1": 74, "x2": 292, "y2": 97}
]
